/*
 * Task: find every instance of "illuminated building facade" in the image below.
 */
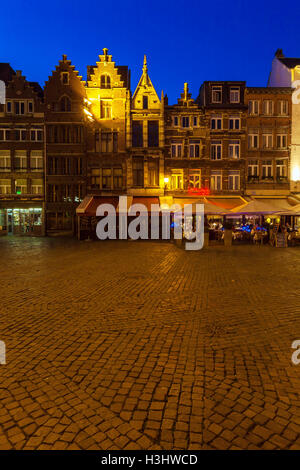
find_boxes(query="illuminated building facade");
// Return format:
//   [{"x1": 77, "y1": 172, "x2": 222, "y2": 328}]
[
  {"x1": 0, "y1": 49, "x2": 298, "y2": 236},
  {"x1": 44, "y1": 55, "x2": 87, "y2": 234},
  {"x1": 164, "y1": 83, "x2": 209, "y2": 196},
  {"x1": 245, "y1": 87, "x2": 292, "y2": 197},
  {"x1": 127, "y1": 56, "x2": 165, "y2": 196},
  {"x1": 197, "y1": 81, "x2": 247, "y2": 196},
  {"x1": 0, "y1": 65, "x2": 45, "y2": 236},
  {"x1": 268, "y1": 49, "x2": 300, "y2": 193}
]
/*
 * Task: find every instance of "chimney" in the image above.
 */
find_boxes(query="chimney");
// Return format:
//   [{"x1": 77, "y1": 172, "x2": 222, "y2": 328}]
[{"x1": 275, "y1": 49, "x2": 284, "y2": 58}]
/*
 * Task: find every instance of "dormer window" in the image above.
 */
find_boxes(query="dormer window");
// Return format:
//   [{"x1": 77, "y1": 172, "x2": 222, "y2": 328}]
[
  {"x1": 143, "y1": 95, "x2": 148, "y2": 109},
  {"x1": 100, "y1": 74, "x2": 111, "y2": 89},
  {"x1": 211, "y1": 86, "x2": 222, "y2": 103},
  {"x1": 230, "y1": 87, "x2": 240, "y2": 103},
  {"x1": 61, "y1": 72, "x2": 69, "y2": 85}
]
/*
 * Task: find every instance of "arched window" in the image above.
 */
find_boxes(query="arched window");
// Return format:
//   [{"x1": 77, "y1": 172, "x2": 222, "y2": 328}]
[
  {"x1": 60, "y1": 96, "x2": 71, "y2": 112},
  {"x1": 100, "y1": 75, "x2": 111, "y2": 89}
]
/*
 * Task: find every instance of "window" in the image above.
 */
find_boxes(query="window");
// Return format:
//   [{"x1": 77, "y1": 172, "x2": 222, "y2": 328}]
[
  {"x1": 15, "y1": 129, "x2": 27, "y2": 141},
  {"x1": 132, "y1": 121, "x2": 143, "y2": 147},
  {"x1": 143, "y1": 96, "x2": 148, "y2": 109},
  {"x1": 48, "y1": 157, "x2": 59, "y2": 175},
  {"x1": 100, "y1": 74, "x2": 111, "y2": 89},
  {"x1": 28, "y1": 101, "x2": 34, "y2": 113},
  {"x1": 211, "y1": 86, "x2": 222, "y2": 103},
  {"x1": 278, "y1": 100, "x2": 288, "y2": 115},
  {"x1": 262, "y1": 100, "x2": 273, "y2": 115},
  {"x1": 248, "y1": 100, "x2": 259, "y2": 115},
  {"x1": 228, "y1": 171, "x2": 240, "y2": 190},
  {"x1": 148, "y1": 121, "x2": 159, "y2": 147},
  {"x1": 170, "y1": 170, "x2": 183, "y2": 189},
  {"x1": 248, "y1": 160, "x2": 259, "y2": 178},
  {"x1": 189, "y1": 141, "x2": 200, "y2": 158},
  {"x1": 276, "y1": 134, "x2": 287, "y2": 149},
  {"x1": 91, "y1": 168, "x2": 100, "y2": 188},
  {"x1": 228, "y1": 140, "x2": 240, "y2": 159},
  {"x1": 0, "y1": 151, "x2": 11, "y2": 170},
  {"x1": 101, "y1": 132, "x2": 118, "y2": 153},
  {"x1": 30, "y1": 152, "x2": 43, "y2": 171},
  {"x1": 182, "y1": 116, "x2": 190, "y2": 128},
  {"x1": 133, "y1": 157, "x2": 144, "y2": 187},
  {"x1": 171, "y1": 143, "x2": 182, "y2": 158},
  {"x1": 6, "y1": 101, "x2": 12, "y2": 113},
  {"x1": 30, "y1": 128, "x2": 43, "y2": 141},
  {"x1": 248, "y1": 133, "x2": 258, "y2": 149},
  {"x1": 0, "y1": 179, "x2": 10, "y2": 194},
  {"x1": 211, "y1": 140, "x2": 222, "y2": 160},
  {"x1": 276, "y1": 160, "x2": 287, "y2": 178},
  {"x1": 14, "y1": 101, "x2": 25, "y2": 115},
  {"x1": 61, "y1": 72, "x2": 69, "y2": 85},
  {"x1": 113, "y1": 168, "x2": 122, "y2": 189},
  {"x1": 211, "y1": 115, "x2": 222, "y2": 130},
  {"x1": 15, "y1": 179, "x2": 27, "y2": 194},
  {"x1": 61, "y1": 157, "x2": 71, "y2": 175},
  {"x1": 0, "y1": 128, "x2": 11, "y2": 141},
  {"x1": 188, "y1": 170, "x2": 201, "y2": 188},
  {"x1": 14, "y1": 152, "x2": 27, "y2": 171},
  {"x1": 230, "y1": 87, "x2": 240, "y2": 103},
  {"x1": 148, "y1": 159, "x2": 159, "y2": 186},
  {"x1": 31, "y1": 179, "x2": 43, "y2": 195},
  {"x1": 193, "y1": 116, "x2": 198, "y2": 127},
  {"x1": 210, "y1": 171, "x2": 222, "y2": 190},
  {"x1": 173, "y1": 116, "x2": 179, "y2": 127},
  {"x1": 262, "y1": 133, "x2": 273, "y2": 149},
  {"x1": 102, "y1": 168, "x2": 112, "y2": 189},
  {"x1": 262, "y1": 160, "x2": 273, "y2": 178},
  {"x1": 60, "y1": 96, "x2": 71, "y2": 112},
  {"x1": 229, "y1": 116, "x2": 240, "y2": 130},
  {"x1": 100, "y1": 100, "x2": 112, "y2": 118}
]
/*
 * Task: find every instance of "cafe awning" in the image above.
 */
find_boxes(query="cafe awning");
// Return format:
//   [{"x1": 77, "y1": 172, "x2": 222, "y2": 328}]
[
  {"x1": 76, "y1": 196, "x2": 119, "y2": 216},
  {"x1": 231, "y1": 199, "x2": 278, "y2": 215},
  {"x1": 206, "y1": 197, "x2": 246, "y2": 210}
]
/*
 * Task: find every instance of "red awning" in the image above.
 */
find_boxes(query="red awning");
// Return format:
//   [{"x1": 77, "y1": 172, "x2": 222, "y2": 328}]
[
  {"x1": 130, "y1": 197, "x2": 160, "y2": 213},
  {"x1": 206, "y1": 197, "x2": 246, "y2": 210},
  {"x1": 76, "y1": 196, "x2": 119, "y2": 216}
]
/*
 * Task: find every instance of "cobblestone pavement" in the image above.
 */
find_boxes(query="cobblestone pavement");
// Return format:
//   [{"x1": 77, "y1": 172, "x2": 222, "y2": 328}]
[{"x1": 0, "y1": 237, "x2": 300, "y2": 450}]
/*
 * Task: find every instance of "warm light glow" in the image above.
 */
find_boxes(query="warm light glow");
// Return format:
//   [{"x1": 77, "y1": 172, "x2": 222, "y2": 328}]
[
  {"x1": 291, "y1": 165, "x2": 300, "y2": 181},
  {"x1": 164, "y1": 177, "x2": 169, "y2": 183}
]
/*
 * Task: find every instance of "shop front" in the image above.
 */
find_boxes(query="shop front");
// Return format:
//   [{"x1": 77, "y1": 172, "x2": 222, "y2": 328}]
[{"x1": 0, "y1": 204, "x2": 44, "y2": 236}]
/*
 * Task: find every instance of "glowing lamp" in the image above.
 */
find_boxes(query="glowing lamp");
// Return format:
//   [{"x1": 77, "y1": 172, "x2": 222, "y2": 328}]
[
  {"x1": 291, "y1": 165, "x2": 300, "y2": 181},
  {"x1": 164, "y1": 177, "x2": 169, "y2": 184}
]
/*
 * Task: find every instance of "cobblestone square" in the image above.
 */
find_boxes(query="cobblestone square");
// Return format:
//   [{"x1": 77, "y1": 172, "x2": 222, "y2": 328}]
[{"x1": 0, "y1": 237, "x2": 300, "y2": 450}]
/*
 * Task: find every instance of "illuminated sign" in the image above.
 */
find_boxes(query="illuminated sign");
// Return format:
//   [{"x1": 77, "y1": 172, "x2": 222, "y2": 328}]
[{"x1": 187, "y1": 187, "x2": 210, "y2": 196}]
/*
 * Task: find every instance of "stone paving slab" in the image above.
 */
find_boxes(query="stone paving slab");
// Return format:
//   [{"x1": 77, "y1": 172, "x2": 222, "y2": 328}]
[{"x1": 0, "y1": 237, "x2": 300, "y2": 449}]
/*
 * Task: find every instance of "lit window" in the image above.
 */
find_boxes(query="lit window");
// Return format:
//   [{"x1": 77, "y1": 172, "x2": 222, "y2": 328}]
[
  {"x1": 100, "y1": 75, "x2": 111, "y2": 89},
  {"x1": 210, "y1": 171, "x2": 222, "y2": 190},
  {"x1": 211, "y1": 86, "x2": 222, "y2": 103},
  {"x1": 249, "y1": 100, "x2": 259, "y2": 115},
  {"x1": 228, "y1": 171, "x2": 240, "y2": 190},
  {"x1": 228, "y1": 140, "x2": 240, "y2": 158},
  {"x1": 230, "y1": 87, "x2": 240, "y2": 103}
]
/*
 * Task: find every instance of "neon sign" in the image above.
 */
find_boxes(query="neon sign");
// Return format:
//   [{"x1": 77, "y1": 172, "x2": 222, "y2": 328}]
[{"x1": 187, "y1": 187, "x2": 210, "y2": 196}]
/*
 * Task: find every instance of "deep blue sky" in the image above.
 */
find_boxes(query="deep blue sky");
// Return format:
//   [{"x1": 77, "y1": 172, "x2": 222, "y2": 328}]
[{"x1": 1, "y1": 0, "x2": 300, "y2": 103}]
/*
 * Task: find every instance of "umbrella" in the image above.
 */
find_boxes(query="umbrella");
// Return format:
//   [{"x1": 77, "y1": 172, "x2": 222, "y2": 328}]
[{"x1": 231, "y1": 199, "x2": 278, "y2": 215}]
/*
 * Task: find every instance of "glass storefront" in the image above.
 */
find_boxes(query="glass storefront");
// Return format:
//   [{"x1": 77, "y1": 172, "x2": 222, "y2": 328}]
[{"x1": 0, "y1": 208, "x2": 43, "y2": 236}]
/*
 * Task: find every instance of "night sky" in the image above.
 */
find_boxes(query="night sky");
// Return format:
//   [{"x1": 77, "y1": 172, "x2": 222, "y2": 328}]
[{"x1": 1, "y1": 0, "x2": 300, "y2": 103}]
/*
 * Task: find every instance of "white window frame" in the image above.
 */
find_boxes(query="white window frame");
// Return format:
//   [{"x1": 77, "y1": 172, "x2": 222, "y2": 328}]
[
  {"x1": 0, "y1": 179, "x2": 11, "y2": 195},
  {"x1": 262, "y1": 100, "x2": 273, "y2": 116},
  {"x1": 211, "y1": 115, "x2": 222, "y2": 130},
  {"x1": 230, "y1": 87, "x2": 240, "y2": 103},
  {"x1": 211, "y1": 141, "x2": 222, "y2": 160},
  {"x1": 171, "y1": 143, "x2": 182, "y2": 158},
  {"x1": 278, "y1": 100, "x2": 288, "y2": 116},
  {"x1": 30, "y1": 129, "x2": 43, "y2": 141},
  {"x1": 228, "y1": 141, "x2": 240, "y2": 159},
  {"x1": 276, "y1": 134, "x2": 287, "y2": 149},
  {"x1": 15, "y1": 180, "x2": 27, "y2": 194},
  {"x1": 31, "y1": 181, "x2": 43, "y2": 195},
  {"x1": 210, "y1": 171, "x2": 222, "y2": 191},
  {"x1": 228, "y1": 171, "x2": 240, "y2": 190},
  {"x1": 229, "y1": 116, "x2": 240, "y2": 130},
  {"x1": 14, "y1": 154, "x2": 27, "y2": 171},
  {"x1": 14, "y1": 101, "x2": 25, "y2": 115},
  {"x1": 262, "y1": 160, "x2": 273, "y2": 178},
  {"x1": 248, "y1": 134, "x2": 258, "y2": 149},
  {"x1": 15, "y1": 129, "x2": 27, "y2": 141},
  {"x1": 276, "y1": 160, "x2": 287, "y2": 178},
  {"x1": 189, "y1": 142, "x2": 200, "y2": 158},
  {"x1": 170, "y1": 170, "x2": 183, "y2": 190},
  {"x1": 211, "y1": 86, "x2": 222, "y2": 103},
  {"x1": 30, "y1": 154, "x2": 43, "y2": 171},
  {"x1": 181, "y1": 116, "x2": 190, "y2": 128},
  {"x1": 0, "y1": 128, "x2": 11, "y2": 141},
  {"x1": 262, "y1": 134, "x2": 273, "y2": 149},
  {"x1": 248, "y1": 160, "x2": 259, "y2": 177},
  {"x1": 248, "y1": 100, "x2": 259, "y2": 115},
  {"x1": 188, "y1": 170, "x2": 201, "y2": 188},
  {"x1": 0, "y1": 154, "x2": 11, "y2": 170}
]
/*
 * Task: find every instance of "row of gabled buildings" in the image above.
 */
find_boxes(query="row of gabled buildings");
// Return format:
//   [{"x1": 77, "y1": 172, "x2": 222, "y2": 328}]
[{"x1": 0, "y1": 48, "x2": 299, "y2": 236}]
